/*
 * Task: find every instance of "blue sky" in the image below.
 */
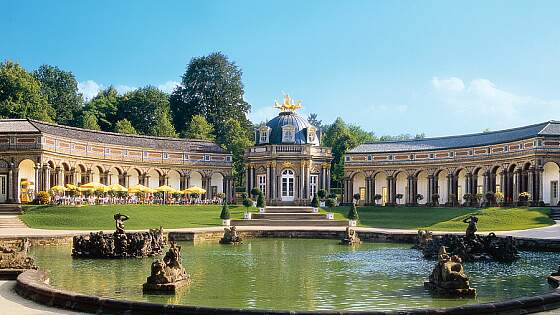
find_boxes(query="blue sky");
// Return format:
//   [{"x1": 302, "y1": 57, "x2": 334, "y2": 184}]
[{"x1": 2, "y1": 0, "x2": 560, "y2": 137}]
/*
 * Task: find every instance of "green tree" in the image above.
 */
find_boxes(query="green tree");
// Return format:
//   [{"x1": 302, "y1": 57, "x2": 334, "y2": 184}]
[
  {"x1": 220, "y1": 200, "x2": 231, "y2": 220},
  {"x1": 347, "y1": 203, "x2": 359, "y2": 221},
  {"x1": 82, "y1": 111, "x2": 100, "y2": 130},
  {"x1": 183, "y1": 114, "x2": 215, "y2": 140},
  {"x1": 256, "y1": 191, "x2": 266, "y2": 208},
  {"x1": 117, "y1": 86, "x2": 177, "y2": 137},
  {"x1": 323, "y1": 117, "x2": 375, "y2": 185},
  {"x1": 33, "y1": 64, "x2": 83, "y2": 126},
  {"x1": 0, "y1": 60, "x2": 54, "y2": 122},
  {"x1": 84, "y1": 86, "x2": 119, "y2": 131},
  {"x1": 170, "y1": 52, "x2": 251, "y2": 143},
  {"x1": 114, "y1": 119, "x2": 137, "y2": 135},
  {"x1": 220, "y1": 118, "x2": 254, "y2": 186}
]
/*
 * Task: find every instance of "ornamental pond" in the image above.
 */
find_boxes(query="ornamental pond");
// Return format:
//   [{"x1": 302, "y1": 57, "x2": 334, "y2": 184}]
[{"x1": 30, "y1": 238, "x2": 559, "y2": 312}]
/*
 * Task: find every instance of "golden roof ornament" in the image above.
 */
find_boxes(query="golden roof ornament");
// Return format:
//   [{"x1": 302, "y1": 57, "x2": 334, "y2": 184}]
[{"x1": 274, "y1": 94, "x2": 303, "y2": 112}]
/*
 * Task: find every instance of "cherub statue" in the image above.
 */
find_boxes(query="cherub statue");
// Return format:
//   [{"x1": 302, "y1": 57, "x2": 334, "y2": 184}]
[{"x1": 114, "y1": 213, "x2": 129, "y2": 234}]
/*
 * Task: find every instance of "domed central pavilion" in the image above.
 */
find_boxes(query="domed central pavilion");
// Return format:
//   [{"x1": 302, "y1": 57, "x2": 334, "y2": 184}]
[{"x1": 245, "y1": 95, "x2": 333, "y2": 205}]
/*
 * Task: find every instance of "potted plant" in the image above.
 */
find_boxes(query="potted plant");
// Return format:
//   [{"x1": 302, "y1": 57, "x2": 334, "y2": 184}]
[
  {"x1": 311, "y1": 194, "x2": 319, "y2": 212},
  {"x1": 415, "y1": 193, "x2": 424, "y2": 205},
  {"x1": 431, "y1": 193, "x2": 440, "y2": 206},
  {"x1": 325, "y1": 198, "x2": 336, "y2": 208},
  {"x1": 242, "y1": 197, "x2": 253, "y2": 219},
  {"x1": 250, "y1": 188, "x2": 260, "y2": 207},
  {"x1": 317, "y1": 189, "x2": 327, "y2": 207},
  {"x1": 485, "y1": 191, "x2": 495, "y2": 207},
  {"x1": 353, "y1": 193, "x2": 361, "y2": 205},
  {"x1": 474, "y1": 193, "x2": 483, "y2": 207},
  {"x1": 256, "y1": 191, "x2": 266, "y2": 213},
  {"x1": 494, "y1": 191, "x2": 504, "y2": 206},
  {"x1": 518, "y1": 191, "x2": 531, "y2": 206},
  {"x1": 220, "y1": 199, "x2": 231, "y2": 226},
  {"x1": 395, "y1": 193, "x2": 403, "y2": 205},
  {"x1": 373, "y1": 194, "x2": 382, "y2": 206},
  {"x1": 347, "y1": 202, "x2": 359, "y2": 227},
  {"x1": 463, "y1": 193, "x2": 472, "y2": 207}
]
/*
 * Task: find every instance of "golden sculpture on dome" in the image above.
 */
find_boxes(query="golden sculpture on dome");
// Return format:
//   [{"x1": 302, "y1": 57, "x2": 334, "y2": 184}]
[{"x1": 274, "y1": 94, "x2": 303, "y2": 112}]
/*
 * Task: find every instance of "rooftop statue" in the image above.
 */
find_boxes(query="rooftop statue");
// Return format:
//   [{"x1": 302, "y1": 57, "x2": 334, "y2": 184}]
[{"x1": 274, "y1": 94, "x2": 303, "y2": 112}]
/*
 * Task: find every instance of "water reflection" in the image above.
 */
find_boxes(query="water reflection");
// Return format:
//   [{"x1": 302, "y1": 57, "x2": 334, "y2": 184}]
[{"x1": 30, "y1": 239, "x2": 559, "y2": 311}]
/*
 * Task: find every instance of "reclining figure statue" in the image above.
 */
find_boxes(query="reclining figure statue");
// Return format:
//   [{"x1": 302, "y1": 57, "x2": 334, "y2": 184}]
[{"x1": 424, "y1": 246, "x2": 476, "y2": 297}]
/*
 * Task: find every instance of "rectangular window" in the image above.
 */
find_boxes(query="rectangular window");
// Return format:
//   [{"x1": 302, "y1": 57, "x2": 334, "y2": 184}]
[
  {"x1": 282, "y1": 126, "x2": 295, "y2": 143},
  {"x1": 226, "y1": 156, "x2": 231, "y2": 162},
  {"x1": 310, "y1": 175, "x2": 318, "y2": 198},
  {"x1": 257, "y1": 175, "x2": 266, "y2": 196},
  {"x1": 477, "y1": 185, "x2": 483, "y2": 194},
  {"x1": 204, "y1": 155, "x2": 210, "y2": 161},
  {"x1": 259, "y1": 130, "x2": 268, "y2": 144},
  {"x1": 359, "y1": 187, "x2": 366, "y2": 201},
  {"x1": 163, "y1": 152, "x2": 169, "y2": 159}
]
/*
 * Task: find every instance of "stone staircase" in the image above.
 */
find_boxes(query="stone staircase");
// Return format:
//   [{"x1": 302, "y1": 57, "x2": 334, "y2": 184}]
[
  {"x1": 0, "y1": 204, "x2": 26, "y2": 228},
  {"x1": 549, "y1": 207, "x2": 560, "y2": 221},
  {"x1": 231, "y1": 206, "x2": 348, "y2": 227}
]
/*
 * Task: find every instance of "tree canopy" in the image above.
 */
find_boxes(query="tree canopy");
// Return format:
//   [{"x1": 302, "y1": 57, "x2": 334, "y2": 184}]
[
  {"x1": 33, "y1": 64, "x2": 83, "y2": 126},
  {"x1": 0, "y1": 61, "x2": 54, "y2": 122},
  {"x1": 83, "y1": 86, "x2": 119, "y2": 131},
  {"x1": 220, "y1": 118, "x2": 254, "y2": 186},
  {"x1": 82, "y1": 111, "x2": 100, "y2": 130},
  {"x1": 183, "y1": 114, "x2": 215, "y2": 140},
  {"x1": 170, "y1": 52, "x2": 252, "y2": 144},
  {"x1": 117, "y1": 86, "x2": 177, "y2": 137},
  {"x1": 114, "y1": 119, "x2": 137, "y2": 135}
]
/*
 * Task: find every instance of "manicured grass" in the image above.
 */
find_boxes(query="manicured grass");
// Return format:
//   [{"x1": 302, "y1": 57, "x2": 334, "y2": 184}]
[
  {"x1": 328, "y1": 206, "x2": 553, "y2": 231},
  {"x1": 21, "y1": 204, "x2": 256, "y2": 230},
  {"x1": 21, "y1": 204, "x2": 553, "y2": 232}
]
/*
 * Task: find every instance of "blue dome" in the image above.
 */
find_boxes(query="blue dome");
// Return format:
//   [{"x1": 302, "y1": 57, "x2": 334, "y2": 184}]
[{"x1": 261, "y1": 111, "x2": 319, "y2": 145}]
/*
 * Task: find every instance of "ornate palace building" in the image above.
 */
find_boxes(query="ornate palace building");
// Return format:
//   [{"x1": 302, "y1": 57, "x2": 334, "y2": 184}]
[
  {"x1": 0, "y1": 119, "x2": 234, "y2": 203},
  {"x1": 245, "y1": 95, "x2": 333, "y2": 205},
  {"x1": 344, "y1": 121, "x2": 560, "y2": 206}
]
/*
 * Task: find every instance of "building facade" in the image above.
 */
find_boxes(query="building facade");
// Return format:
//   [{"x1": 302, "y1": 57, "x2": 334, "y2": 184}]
[
  {"x1": 0, "y1": 119, "x2": 234, "y2": 203},
  {"x1": 245, "y1": 96, "x2": 333, "y2": 205},
  {"x1": 344, "y1": 121, "x2": 560, "y2": 206}
]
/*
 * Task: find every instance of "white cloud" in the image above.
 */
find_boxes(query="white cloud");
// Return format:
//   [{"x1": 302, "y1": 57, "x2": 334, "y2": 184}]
[
  {"x1": 77, "y1": 80, "x2": 103, "y2": 101},
  {"x1": 431, "y1": 77, "x2": 465, "y2": 93},
  {"x1": 158, "y1": 81, "x2": 180, "y2": 94},
  {"x1": 115, "y1": 85, "x2": 136, "y2": 95},
  {"x1": 431, "y1": 76, "x2": 560, "y2": 127}
]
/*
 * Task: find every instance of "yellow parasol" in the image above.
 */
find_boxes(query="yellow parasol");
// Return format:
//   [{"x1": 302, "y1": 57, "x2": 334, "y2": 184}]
[
  {"x1": 128, "y1": 184, "x2": 150, "y2": 193},
  {"x1": 80, "y1": 182, "x2": 106, "y2": 190},
  {"x1": 108, "y1": 183, "x2": 128, "y2": 192},
  {"x1": 144, "y1": 187, "x2": 158, "y2": 194},
  {"x1": 183, "y1": 186, "x2": 206, "y2": 195},
  {"x1": 65, "y1": 184, "x2": 78, "y2": 191},
  {"x1": 156, "y1": 185, "x2": 177, "y2": 193},
  {"x1": 50, "y1": 185, "x2": 67, "y2": 192},
  {"x1": 20, "y1": 180, "x2": 33, "y2": 186}
]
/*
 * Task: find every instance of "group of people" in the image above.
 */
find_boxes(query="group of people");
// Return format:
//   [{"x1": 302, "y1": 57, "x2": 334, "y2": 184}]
[{"x1": 51, "y1": 193, "x2": 224, "y2": 206}]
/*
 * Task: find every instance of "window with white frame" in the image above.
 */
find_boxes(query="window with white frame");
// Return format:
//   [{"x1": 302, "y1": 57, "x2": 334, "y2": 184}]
[
  {"x1": 259, "y1": 127, "x2": 269, "y2": 144},
  {"x1": 307, "y1": 127, "x2": 316, "y2": 143},
  {"x1": 204, "y1": 154, "x2": 210, "y2": 161},
  {"x1": 310, "y1": 175, "x2": 318, "y2": 198},
  {"x1": 282, "y1": 125, "x2": 295, "y2": 143},
  {"x1": 257, "y1": 174, "x2": 266, "y2": 196}
]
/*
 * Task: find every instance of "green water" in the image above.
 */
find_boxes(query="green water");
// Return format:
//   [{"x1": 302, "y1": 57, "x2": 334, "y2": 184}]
[{"x1": 30, "y1": 239, "x2": 559, "y2": 311}]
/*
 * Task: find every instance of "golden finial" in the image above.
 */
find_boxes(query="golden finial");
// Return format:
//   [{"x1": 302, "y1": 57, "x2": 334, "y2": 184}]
[{"x1": 274, "y1": 93, "x2": 303, "y2": 112}]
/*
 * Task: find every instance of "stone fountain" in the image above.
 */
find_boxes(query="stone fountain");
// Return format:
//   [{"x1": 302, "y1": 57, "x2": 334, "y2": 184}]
[
  {"x1": 424, "y1": 246, "x2": 476, "y2": 297},
  {"x1": 72, "y1": 213, "x2": 165, "y2": 258},
  {"x1": 0, "y1": 238, "x2": 37, "y2": 279},
  {"x1": 418, "y1": 216, "x2": 518, "y2": 262},
  {"x1": 143, "y1": 242, "x2": 191, "y2": 293},
  {"x1": 219, "y1": 226, "x2": 242, "y2": 245},
  {"x1": 340, "y1": 227, "x2": 361, "y2": 245}
]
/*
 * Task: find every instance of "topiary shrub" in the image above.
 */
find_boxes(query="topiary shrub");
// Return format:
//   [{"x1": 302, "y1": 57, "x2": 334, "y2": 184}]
[
  {"x1": 317, "y1": 189, "x2": 326, "y2": 200},
  {"x1": 373, "y1": 194, "x2": 382, "y2": 205},
  {"x1": 311, "y1": 195, "x2": 319, "y2": 208},
  {"x1": 325, "y1": 198, "x2": 336, "y2": 208},
  {"x1": 256, "y1": 192, "x2": 265, "y2": 208},
  {"x1": 347, "y1": 203, "x2": 359, "y2": 221},
  {"x1": 37, "y1": 191, "x2": 50, "y2": 205},
  {"x1": 220, "y1": 200, "x2": 231, "y2": 220},
  {"x1": 250, "y1": 188, "x2": 261, "y2": 198},
  {"x1": 353, "y1": 193, "x2": 361, "y2": 203},
  {"x1": 242, "y1": 197, "x2": 253, "y2": 211}
]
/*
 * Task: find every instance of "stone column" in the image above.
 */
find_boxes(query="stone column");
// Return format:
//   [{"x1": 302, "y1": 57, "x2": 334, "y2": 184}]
[
  {"x1": 300, "y1": 162, "x2": 305, "y2": 201},
  {"x1": 44, "y1": 166, "x2": 51, "y2": 191},
  {"x1": 326, "y1": 167, "x2": 331, "y2": 193},
  {"x1": 7, "y1": 166, "x2": 14, "y2": 203},
  {"x1": 537, "y1": 167, "x2": 544, "y2": 204},
  {"x1": 411, "y1": 175, "x2": 418, "y2": 205},
  {"x1": 446, "y1": 173, "x2": 453, "y2": 205},
  {"x1": 365, "y1": 176, "x2": 372, "y2": 205},
  {"x1": 427, "y1": 175, "x2": 433, "y2": 205},
  {"x1": 527, "y1": 167, "x2": 534, "y2": 205},
  {"x1": 266, "y1": 163, "x2": 271, "y2": 199},
  {"x1": 34, "y1": 165, "x2": 40, "y2": 194},
  {"x1": 513, "y1": 168, "x2": 521, "y2": 203}
]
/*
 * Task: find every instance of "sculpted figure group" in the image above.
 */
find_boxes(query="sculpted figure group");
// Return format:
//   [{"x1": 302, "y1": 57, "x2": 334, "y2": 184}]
[
  {"x1": 424, "y1": 246, "x2": 476, "y2": 297},
  {"x1": 418, "y1": 216, "x2": 518, "y2": 262},
  {"x1": 72, "y1": 213, "x2": 164, "y2": 258},
  {"x1": 219, "y1": 226, "x2": 242, "y2": 245},
  {"x1": 340, "y1": 227, "x2": 361, "y2": 245},
  {"x1": 143, "y1": 242, "x2": 191, "y2": 293}
]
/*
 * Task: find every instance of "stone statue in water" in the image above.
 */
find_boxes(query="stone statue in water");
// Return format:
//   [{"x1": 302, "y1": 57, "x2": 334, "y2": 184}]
[
  {"x1": 219, "y1": 226, "x2": 242, "y2": 244},
  {"x1": 114, "y1": 213, "x2": 129, "y2": 235},
  {"x1": 143, "y1": 242, "x2": 191, "y2": 293},
  {"x1": 340, "y1": 227, "x2": 361, "y2": 245},
  {"x1": 424, "y1": 246, "x2": 476, "y2": 297},
  {"x1": 463, "y1": 216, "x2": 478, "y2": 240}
]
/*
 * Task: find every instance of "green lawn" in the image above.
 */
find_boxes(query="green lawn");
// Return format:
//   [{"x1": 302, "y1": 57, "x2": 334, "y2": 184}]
[
  {"x1": 329, "y1": 206, "x2": 553, "y2": 231},
  {"x1": 21, "y1": 204, "x2": 255, "y2": 230},
  {"x1": 21, "y1": 204, "x2": 554, "y2": 232}
]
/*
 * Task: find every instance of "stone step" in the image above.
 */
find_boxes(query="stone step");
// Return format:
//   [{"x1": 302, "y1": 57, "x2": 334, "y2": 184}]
[
  {"x1": 0, "y1": 204, "x2": 22, "y2": 214},
  {"x1": 251, "y1": 213, "x2": 328, "y2": 220},
  {"x1": 0, "y1": 215, "x2": 26, "y2": 228},
  {"x1": 264, "y1": 206, "x2": 314, "y2": 213},
  {"x1": 231, "y1": 219, "x2": 348, "y2": 227}
]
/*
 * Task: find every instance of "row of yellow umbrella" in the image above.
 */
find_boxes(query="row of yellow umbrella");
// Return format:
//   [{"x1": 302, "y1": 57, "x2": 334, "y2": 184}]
[{"x1": 49, "y1": 182, "x2": 206, "y2": 195}]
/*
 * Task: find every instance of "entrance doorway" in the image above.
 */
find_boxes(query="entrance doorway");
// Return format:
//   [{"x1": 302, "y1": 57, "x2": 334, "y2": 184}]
[
  {"x1": 551, "y1": 181, "x2": 558, "y2": 205},
  {"x1": 0, "y1": 175, "x2": 7, "y2": 203},
  {"x1": 281, "y1": 169, "x2": 294, "y2": 202}
]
